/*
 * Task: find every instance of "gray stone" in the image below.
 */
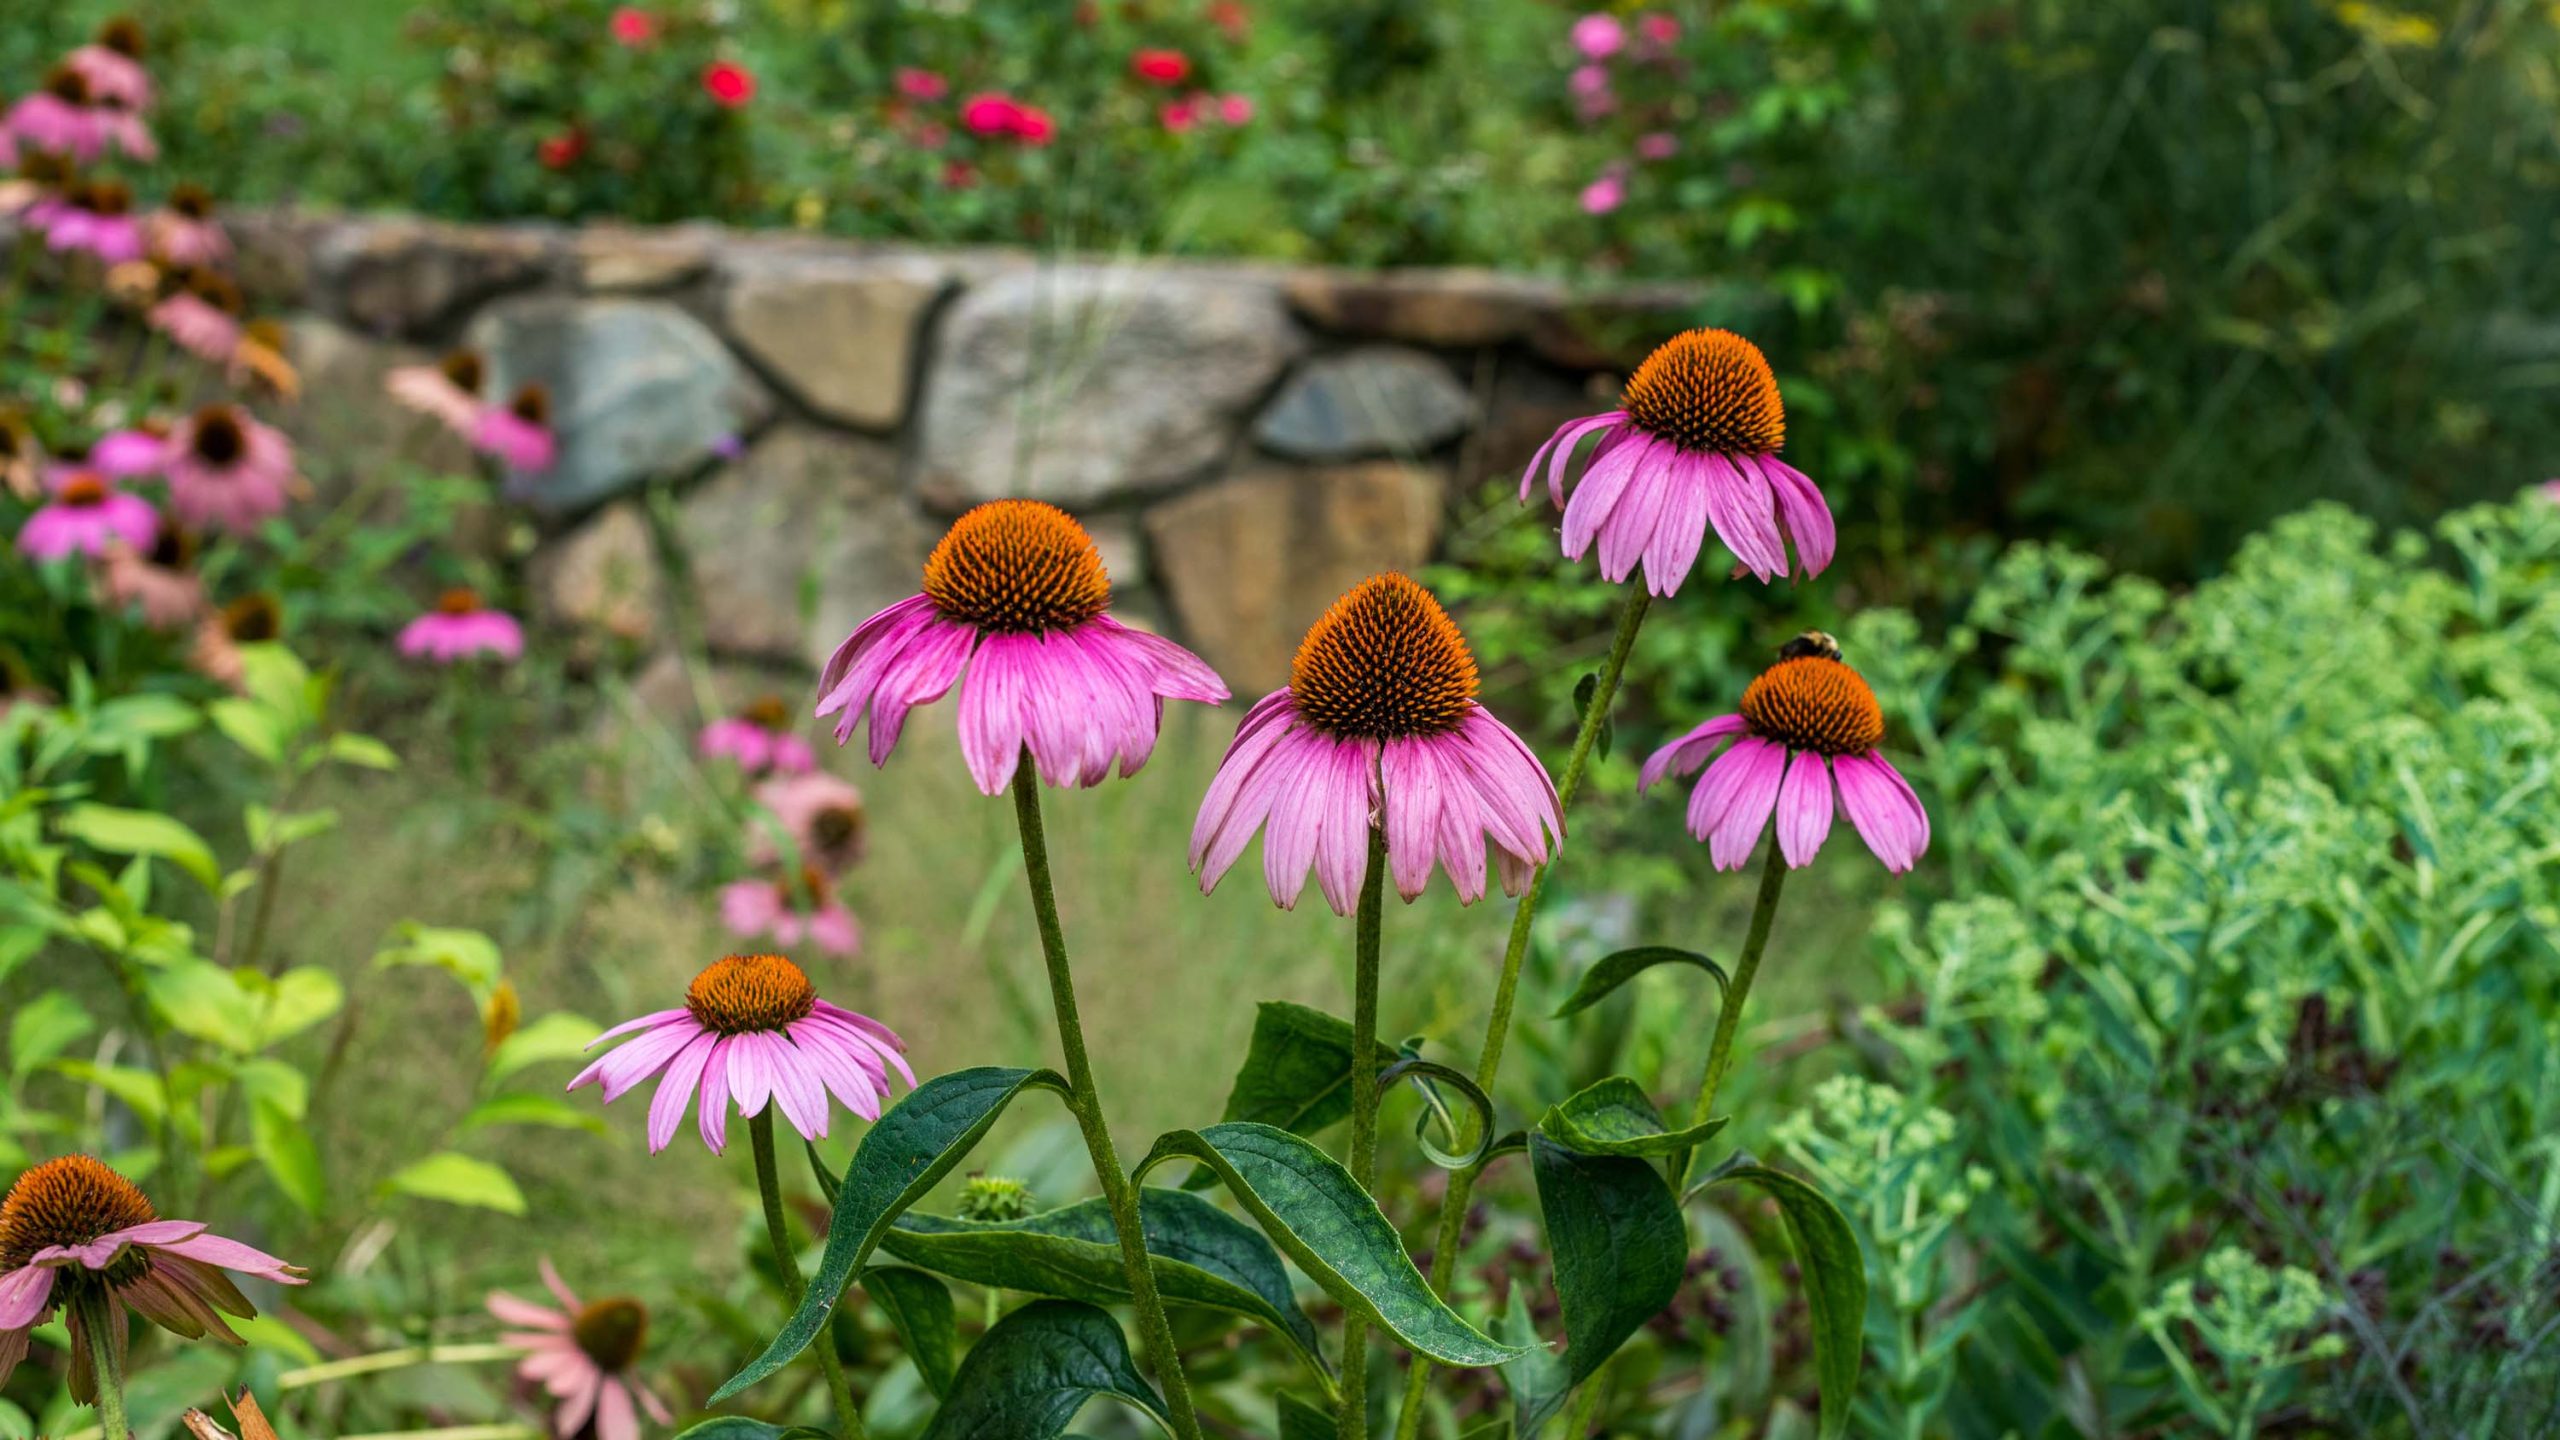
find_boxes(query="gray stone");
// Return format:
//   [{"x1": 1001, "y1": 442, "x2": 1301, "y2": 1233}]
[
  {"x1": 1145, "y1": 461, "x2": 1446, "y2": 695},
  {"x1": 915, "y1": 264, "x2": 1306, "y2": 509},
  {"x1": 723, "y1": 253, "x2": 948, "y2": 431},
  {"x1": 467, "y1": 296, "x2": 774, "y2": 514},
  {"x1": 313, "y1": 218, "x2": 561, "y2": 339},
  {"x1": 1254, "y1": 346, "x2": 1475, "y2": 461},
  {"x1": 673, "y1": 427, "x2": 925, "y2": 664},
  {"x1": 533, "y1": 504, "x2": 662, "y2": 645},
  {"x1": 1280, "y1": 267, "x2": 1561, "y2": 349}
]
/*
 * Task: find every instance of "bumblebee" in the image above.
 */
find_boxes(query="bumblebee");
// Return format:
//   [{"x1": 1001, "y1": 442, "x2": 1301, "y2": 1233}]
[{"x1": 1778, "y1": 630, "x2": 1842, "y2": 663}]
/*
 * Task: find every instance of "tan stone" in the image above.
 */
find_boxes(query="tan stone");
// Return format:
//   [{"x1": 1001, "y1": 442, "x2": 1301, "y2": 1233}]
[
  {"x1": 1280, "y1": 267, "x2": 1560, "y2": 349},
  {"x1": 723, "y1": 254, "x2": 948, "y2": 431},
  {"x1": 673, "y1": 427, "x2": 926, "y2": 665},
  {"x1": 534, "y1": 505, "x2": 662, "y2": 644},
  {"x1": 313, "y1": 217, "x2": 562, "y2": 338},
  {"x1": 1146, "y1": 462, "x2": 1446, "y2": 695},
  {"x1": 575, "y1": 225, "x2": 717, "y2": 293}
]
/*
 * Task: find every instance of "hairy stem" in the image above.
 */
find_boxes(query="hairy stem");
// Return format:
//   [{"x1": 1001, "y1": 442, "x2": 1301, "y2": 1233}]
[
  {"x1": 79, "y1": 1287, "x2": 129, "y2": 1440},
  {"x1": 1338, "y1": 823, "x2": 1391, "y2": 1440},
  {"x1": 750, "y1": 1109, "x2": 868, "y2": 1440},
  {"x1": 1673, "y1": 841, "x2": 1790, "y2": 1182},
  {"x1": 1394, "y1": 585, "x2": 1649, "y2": 1440},
  {"x1": 1010, "y1": 766, "x2": 1205, "y2": 1440}
]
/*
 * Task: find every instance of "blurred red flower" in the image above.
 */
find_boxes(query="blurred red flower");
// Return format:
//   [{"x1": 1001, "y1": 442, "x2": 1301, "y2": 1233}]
[
  {"x1": 961, "y1": 94, "x2": 1054, "y2": 145},
  {"x1": 538, "y1": 127, "x2": 587, "y2": 169},
  {"x1": 702, "y1": 60, "x2": 756, "y2": 108},
  {"x1": 1131, "y1": 49, "x2": 1192, "y2": 86},
  {"x1": 609, "y1": 7, "x2": 657, "y2": 47}
]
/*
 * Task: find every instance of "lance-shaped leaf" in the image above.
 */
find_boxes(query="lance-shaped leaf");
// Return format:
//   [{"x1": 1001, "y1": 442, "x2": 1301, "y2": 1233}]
[
  {"x1": 1552, "y1": 947, "x2": 1728, "y2": 1019},
  {"x1": 1276, "y1": 1391, "x2": 1335, "y2": 1440},
  {"x1": 1702, "y1": 1160, "x2": 1868, "y2": 1440},
  {"x1": 881, "y1": 1188, "x2": 1329, "y2": 1382},
  {"x1": 711, "y1": 1066, "x2": 1070, "y2": 1403},
  {"x1": 1215, "y1": 1001, "x2": 1400, "y2": 1135},
  {"x1": 1521, "y1": 1134, "x2": 1685, "y2": 1433},
  {"x1": 1135, "y1": 1123, "x2": 1526, "y2": 1368},
  {"x1": 863, "y1": 1267, "x2": 957, "y2": 1398},
  {"x1": 918, "y1": 1300, "x2": 1167, "y2": 1440},
  {"x1": 1537, "y1": 1076, "x2": 1728, "y2": 1159},
  {"x1": 1495, "y1": 1285, "x2": 1566, "y2": 1438}
]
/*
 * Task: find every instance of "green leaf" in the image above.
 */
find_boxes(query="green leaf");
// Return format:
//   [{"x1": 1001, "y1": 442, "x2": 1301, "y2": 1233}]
[
  {"x1": 384, "y1": 1152, "x2": 526, "y2": 1215},
  {"x1": 1216, "y1": 1000, "x2": 1399, "y2": 1136},
  {"x1": 918, "y1": 1300, "x2": 1166, "y2": 1440},
  {"x1": 1134, "y1": 1123, "x2": 1526, "y2": 1367},
  {"x1": 324, "y1": 733, "x2": 401, "y2": 770},
  {"x1": 234, "y1": 1058, "x2": 310, "y2": 1119},
  {"x1": 1522, "y1": 1134, "x2": 1685, "y2": 1432},
  {"x1": 145, "y1": 964, "x2": 262, "y2": 1052},
  {"x1": 374, "y1": 922, "x2": 504, "y2": 992},
  {"x1": 710, "y1": 1066, "x2": 1072, "y2": 1404},
  {"x1": 52, "y1": 1059, "x2": 167, "y2": 1123},
  {"x1": 208, "y1": 699, "x2": 287, "y2": 765},
  {"x1": 487, "y1": 1012, "x2": 601, "y2": 1080},
  {"x1": 252, "y1": 1097, "x2": 326, "y2": 1216},
  {"x1": 460, "y1": 1092, "x2": 607, "y2": 1135},
  {"x1": 1277, "y1": 1391, "x2": 1335, "y2": 1440},
  {"x1": 55, "y1": 804, "x2": 219, "y2": 891},
  {"x1": 1494, "y1": 1284, "x2": 1565, "y2": 1440},
  {"x1": 1705, "y1": 1161, "x2": 1867, "y2": 1440},
  {"x1": 10, "y1": 992, "x2": 93, "y2": 1081},
  {"x1": 254, "y1": 966, "x2": 346, "y2": 1046},
  {"x1": 863, "y1": 1267, "x2": 957, "y2": 1398},
  {"x1": 881, "y1": 1188, "x2": 1329, "y2": 1381},
  {"x1": 669, "y1": 1421, "x2": 832, "y2": 1440},
  {"x1": 1537, "y1": 1076, "x2": 1728, "y2": 1159},
  {"x1": 233, "y1": 1313, "x2": 322, "y2": 1365},
  {"x1": 1551, "y1": 947, "x2": 1729, "y2": 1020}
]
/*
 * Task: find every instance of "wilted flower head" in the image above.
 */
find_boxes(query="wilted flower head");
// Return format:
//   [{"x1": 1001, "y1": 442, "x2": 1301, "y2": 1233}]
[
  {"x1": 569, "y1": 952, "x2": 911, "y2": 1152},
  {"x1": 191, "y1": 593, "x2": 283, "y2": 692},
  {"x1": 1640, "y1": 633, "x2": 1927, "y2": 873},
  {"x1": 0, "y1": 409, "x2": 39, "y2": 501},
  {"x1": 1522, "y1": 327, "x2": 1832, "y2": 594},
  {"x1": 18, "y1": 468, "x2": 156, "y2": 562},
  {"x1": 397, "y1": 588, "x2": 524, "y2": 665},
  {"x1": 1193, "y1": 573, "x2": 1562, "y2": 913},
  {"x1": 167, "y1": 403, "x2": 295, "y2": 535},
  {"x1": 698, "y1": 695, "x2": 817, "y2": 776},
  {"x1": 817, "y1": 500, "x2": 1228, "y2": 795},
  {"x1": 0, "y1": 1154, "x2": 307, "y2": 1400},
  {"x1": 488, "y1": 1259, "x2": 672, "y2": 1440}
]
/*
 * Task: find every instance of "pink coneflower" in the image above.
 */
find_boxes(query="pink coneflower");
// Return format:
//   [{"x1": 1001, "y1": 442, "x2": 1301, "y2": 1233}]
[
  {"x1": 488, "y1": 1260, "x2": 672, "y2": 1440},
  {"x1": 720, "y1": 875, "x2": 860, "y2": 958},
  {"x1": 88, "y1": 423, "x2": 169, "y2": 480},
  {"x1": 0, "y1": 1155, "x2": 307, "y2": 1400},
  {"x1": 472, "y1": 384, "x2": 557, "y2": 473},
  {"x1": 386, "y1": 350, "x2": 488, "y2": 440},
  {"x1": 18, "y1": 469, "x2": 157, "y2": 562},
  {"x1": 1521, "y1": 327, "x2": 1833, "y2": 594},
  {"x1": 569, "y1": 952, "x2": 909, "y2": 1151},
  {"x1": 398, "y1": 588, "x2": 524, "y2": 665},
  {"x1": 1192, "y1": 573, "x2": 1562, "y2": 913},
  {"x1": 960, "y1": 94, "x2": 1054, "y2": 145},
  {"x1": 6, "y1": 69, "x2": 106, "y2": 161},
  {"x1": 702, "y1": 60, "x2": 755, "y2": 108},
  {"x1": 1132, "y1": 48, "x2": 1192, "y2": 85},
  {"x1": 817, "y1": 500, "x2": 1229, "y2": 795},
  {"x1": 1571, "y1": 12, "x2": 1626, "y2": 60},
  {"x1": 608, "y1": 7, "x2": 658, "y2": 47},
  {"x1": 698, "y1": 696, "x2": 819, "y2": 777},
  {"x1": 749, "y1": 771, "x2": 866, "y2": 876},
  {"x1": 42, "y1": 179, "x2": 143, "y2": 263},
  {"x1": 1640, "y1": 634, "x2": 1927, "y2": 874},
  {"x1": 1580, "y1": 164, "x2": 1627, "y2": 215},
  {"x1": 148, "y1": 268, "x2": 246, "y2": 363},
  {"x1": 896, "y1": 67, "x2": 949, "y2": 101},
  {"x1": 166, "y1": 404, "x2": 294, "y2": 536},
  {"x1": 1635, "y1": 12, "x2": 1681, "y2": 57},
  {"x1": 67, "y1": 19, "x2": 153, "y2": 111},
  {"x1": 95, "y1": 521, "x2": 204, "y2": 629}
]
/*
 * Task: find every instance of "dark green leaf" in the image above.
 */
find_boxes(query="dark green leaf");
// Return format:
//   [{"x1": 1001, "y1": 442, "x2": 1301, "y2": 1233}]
[
  {"x1": 1537, "y1": 1076, "x2": 1728, "y2": 1159},
  {"x1": 805, "y1": 1139, "x2": 841, "y2": 1206},
  {"x1": 918, "y1": 1300, "x2": 1166, "y2": 1440},
  {"x1": 881, "y1": 1188, "x2": 1328, "y2": 1381},
  {"x1": 1551, "y1": 948, "x2": 1729, "y2": 1019},
  {"x1": 1494, "y1": 1286, "x2": 1564, "y2": 1439},
  {"x1": 1135, "y1": 1123, "x2": 1525, "y2": 1368},
  {"x1": 669, "y1": 1420, "x2": 834, "y2": 1440},
  {"x1": 1524, "y1": 1134, "x2": 1685, "y2": 1432},
  {"x1": 711, "y1": 1066, "x2": 1070, "y2": 1403},
  {"x1": 1706, "y1": 1161, "x2": 1867, "y2": 1440},
  {"x1": 863, "y1": 1267, "x2": 957, "y2": 1398},
  {"x1": 1215, "y1": 1001, "x2": 1400, "y2": 1136},
  {"x1": 1277, "y1": 1390, "x2": 1334, "y2": 1440}
]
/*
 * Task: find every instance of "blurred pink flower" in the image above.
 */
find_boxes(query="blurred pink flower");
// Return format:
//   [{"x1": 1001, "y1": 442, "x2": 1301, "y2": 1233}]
[
  {"x1": 896, "y1": 67, "x2": 949, "y2": 101},
  {"x1": 5, "y1": 75, "x2": 106, "y2": 162},
  {"x1": 750, "y1": 771, "x2": 867, "y2": 875},
  {"x1": 473, "y1": 385, "x2": 557, "y2": 474},
  {"x1": 386, "y1": 352, "x2": 488, "y2": 441},
  {"x1": 68, "y1": 30, "x2": 153, "y2": 112},
  {"x1": 87, "y1": 426, "x2": 170, "y2": 480},
  {"x1": 95, "y1": 523, "x2": 205, "y2": 630},
  {"x1": 1216, "y1": 93, "x2": 1255, "y2": 125},
  {"x1": 961, "y1": 94, "x2": 1054, "y2": 145},
  {"x1": 1571, "y1": 12, "x2": 1626, "y2": 60},
  {"x1": 719, "y1": 875, "x2": 860, "y2": 958},
  {"x1": 167, "y1": 405, "x2": 296, "y2": 536},
  {"x1": 1569, "y1": 64, "x2": 1616, "y2": 121},
  {"x1": 1636, "y1": 12, "x2": 1681, "y2": 54},
  {"x1": 17, "y1": 469, "x2": 156, "y2": 562},
  {"x1": 41, "y1": 183, "x2": 143, "y2": 264},
  {"x1": 1132, "y1": 48, "x2": 1193, "y2": 86},
  {"x1": 1636, "y1": 131, "x2": 1678, "y2": 161},
  {"x1": 1580, "y1": 165, "x2": 1628, "y2": 215},
  {"x1": 1159, "y1": 97, "x2": 1200, "y2": 134},
  {"x1": 398, "y1": 590, "x2": 525, "y2": 665},
  {"x1": 146, "y1": 184, "x2": 229, "y2": 267},
  {"x1": 148, "y1": 291, "x2": 244, "y2": 364},
  {"x1": 698, "y1": 698, "x2": 817, "y2": 777},
  {"x1": 702, "y1": 60, "x2": 756, "y2": 108},
  {"x1": 487, "y1": 1260, "x2": 672, "y2": 1440},
  {"x1": 609, "y1": 7, "x2": 658, "y2": 47}
]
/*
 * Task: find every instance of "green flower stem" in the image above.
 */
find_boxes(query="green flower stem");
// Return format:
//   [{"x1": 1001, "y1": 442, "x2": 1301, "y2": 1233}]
[
  {"x1": 276, "y1": 1343, "x2": 522, "y2": 1390},
  {"x1": 1672, "y1": 841, "x2": 1790, "y2": 1183},
  {"x1": 1338, "y1": 823, "x2": 1391, "y2": 1440},
  {"x1": 750, "y1": 1109, "x2": 869, "y2": 1440},
  {"x1": 1393, "y1": 585, "x2": 1650, "y2": 1440},
  {"x1": 1009, "y1": 766, "x2": 1205, "y2": 1440},
  {"x1": 78, "y1": 1287, "x2": 128, "y2": 1440}
]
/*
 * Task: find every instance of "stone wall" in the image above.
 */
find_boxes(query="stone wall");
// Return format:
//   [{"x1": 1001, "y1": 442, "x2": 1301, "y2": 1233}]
[{"x1": 237, "y1": 214, "x2": 1725, "y2": 697}]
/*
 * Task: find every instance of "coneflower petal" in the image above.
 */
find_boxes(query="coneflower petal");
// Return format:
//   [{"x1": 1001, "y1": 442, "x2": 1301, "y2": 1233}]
[{"x1": 1775, "y1": 750, "x2": 1836, "y2": 868}]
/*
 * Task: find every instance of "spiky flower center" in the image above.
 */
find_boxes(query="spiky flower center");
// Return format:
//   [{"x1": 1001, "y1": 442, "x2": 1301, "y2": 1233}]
[
  {"x1": 221, "y1": 593, "x2": 281, "y2": 641},
  {"x1": 571, "y1": 1297, "x2": 649, "y2": 1373},
  {"x1": 1620, "y1": 328, "x2": 1785, "y2": 457},
  {"x1": 59, "y1": 472, "x2": 110, "y2": 507},
  {"x1": 440, "y1": 350, "x2": 485, "y2": 393},
  {"x1": 42, "y1": 66, "x2": 89, "y2": 106},
  {"x1": 0, "y1": 1155, "x2": 156, "y2": 1273},
  {"x1": 183, "y1": 268, "x2": 244, "y2": 314},
  {"x1": 436, "y1": 587, "x2": 482, "y2": 615},
  {"x1": 508, "y1": 384, "x2": 550, "y2": 426},
  {"x1": 685, "y1": 953, "x2": 817, "y2": 1035},
  {"x1": 18, "y1": 153, "x2": 71, "y2": 187},
  {"x1": 744, "y1": 695, "x2": 790, "y2": 731},
  {"x1": 168, "y1": 183, "x2": 212, "y2": 220},
  {"x1": 99, "y1": 17, "x2": 147, "y2": 59},
  {"x1": 84, "y1": 180, "x2": 132, "y2": 217},
  {"x1": 1289, "y1": 573, "x2": 1477, "y2": 740},
  {"x1": 1739, "y1": 655, "x2": 1884, "y2": 757},
  {"x1": 190, "y1": 407, "x2": 246, "y2": 467},
  {"x1": 149, "y1": 522, "x2": 193, "y2": 569},
  {"x1": 923, "y1": 500, "x2": 1110, "y2": 634}
]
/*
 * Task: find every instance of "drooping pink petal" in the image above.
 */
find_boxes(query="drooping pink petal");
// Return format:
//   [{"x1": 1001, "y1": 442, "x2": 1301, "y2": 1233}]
[
  {"x1": 1521, "y1": 412, "x2": 1626, "y2": 507},
  {"x1": 860, "y1": 615, "x2": 976, "y2": 767},
  {"x1": 583, "y1": 1009, "x2": 689, "y2": 1052},
  {"x1": 1707, "y1": 738, "x2": 1789, "y2": 871},
  {"x1": 540, "y1": 1256, "x2": 583, "y2": 1313},
  {"x1": 1640, "y1": 713, "x2": 1746, "y2": 793},
  {"x1": 1310, "y1": 737, "x2": 1380, "y2": 915},
  {"x1": 1700, "y1": 453, "x2": 1788, "y2": 581},
  {"x1": 646, "y1": 1029, "x2": 719, "y2": 1153},
  {"x1": 487, "y1": 1290, "x2": 571, "y2": 1330},
  {"x1": 1559, "y1": 432, "x2": 1651, "y2": 561},
  {"x1": 556, "y1": 1365, "x2": 608, "y2": 1437},
  {"x1": 1643, "y1": 450, "x2": 1713, "y2": 595},
  {"x1": 1758, "y1": 455, "x2": 1835, "y2": 577},
  {"x1": 1190, "y1": 691, "x2": 1299, "y2": 877},
  {"x1": 0, "y1": 1266, "x2": 53, "y2": 1329},
  {"x1": 152, "y1": 1230, "x2": 301, "y2": 1281},
  {"x1": 1774, "y1": 749, "x2": 1836, "y2": 868},
  {"x1": 597, "y1": 1376, "x2": 640, "y2": 1440},
  {"x1": 1684, "y1": 736, "x2": 1771, "y2": 844},
  {"x1": 1381, "y1": 737, "x2": 1448, "y2": 901},
  {"x1": 1595, "y1": 444, "x2": 1673, "y2": 585},
  {"x1": 1833, "y1": 752, "x2": 1929, "y2": 874},
  {"x1": 697, "y1": 1036, "x2": 735, "y2": 1153},
  {"x1": 956, "y1": 630, "x2": 1033, "y2": 794}
]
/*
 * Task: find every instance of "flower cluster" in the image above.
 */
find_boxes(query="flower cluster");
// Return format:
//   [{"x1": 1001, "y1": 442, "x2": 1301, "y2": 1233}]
[{"x1": 1563, "y1": 9, "x2": 1685, "y2": 214}]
